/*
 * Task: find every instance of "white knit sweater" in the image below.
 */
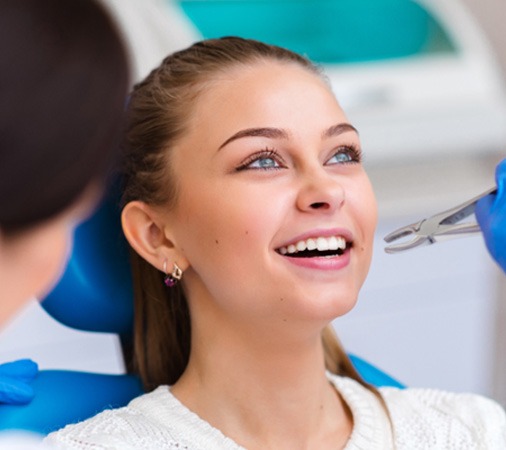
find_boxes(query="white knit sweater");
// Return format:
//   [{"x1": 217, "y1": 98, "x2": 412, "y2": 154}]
[{"x1": 45, "y1": 374, "x2": 506, "y2": 449}]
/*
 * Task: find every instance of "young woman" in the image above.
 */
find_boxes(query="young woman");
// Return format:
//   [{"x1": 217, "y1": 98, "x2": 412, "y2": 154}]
[
  {"x1": 0, "y1": 0, "x2": 129, "y2": 324},
  {"x1": 46, "y1": 37, "x2": 506, "y2": 449}
]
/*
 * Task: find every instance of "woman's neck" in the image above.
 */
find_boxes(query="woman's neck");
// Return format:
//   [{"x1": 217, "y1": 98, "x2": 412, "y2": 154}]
[{"x1": 171, "y1": 323, "x2": 353, "y2": 450}]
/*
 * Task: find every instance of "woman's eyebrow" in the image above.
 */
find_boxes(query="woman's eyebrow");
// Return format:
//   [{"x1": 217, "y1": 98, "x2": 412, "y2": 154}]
[
  {"x1": 218, "y1": 123, "x2": 357, "y2": 150},
  {"x1": 323, "y1": 123, "x2": 359, "y2": 139},
  {"x1": 218, "y1": 127, "x2": 290, "y2": 150}
]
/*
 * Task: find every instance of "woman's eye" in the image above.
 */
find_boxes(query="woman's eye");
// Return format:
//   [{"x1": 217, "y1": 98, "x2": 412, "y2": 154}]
[
  {"x1": 326, "y1": 146, "x2": 362, "y2": 165},
  {"x1": 237, "y1": 150, "x2": 285, "y2": 171},
  {"x1": 249, "y1": 156, "x2": 279, "y2": 169}
]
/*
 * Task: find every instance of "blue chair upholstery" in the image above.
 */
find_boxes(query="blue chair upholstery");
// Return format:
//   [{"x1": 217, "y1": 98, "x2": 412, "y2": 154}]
[
  {"x1": 0, "y1": 371, "x2": 142, "y2": 435},
  {"x1": 349, "y1": 354, "x2": 404, "y2": 389},
  {"x1": 42, "y1": 182, "x2": 134, "y2": 337},
  {"x1": 0, "y1": 181, "x2": 402, "y2": 435}
]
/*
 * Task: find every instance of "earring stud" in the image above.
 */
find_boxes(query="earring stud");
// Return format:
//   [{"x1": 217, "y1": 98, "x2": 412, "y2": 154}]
[{"x1": 163, "y1": 261, "x2": 183, "y2": 287}]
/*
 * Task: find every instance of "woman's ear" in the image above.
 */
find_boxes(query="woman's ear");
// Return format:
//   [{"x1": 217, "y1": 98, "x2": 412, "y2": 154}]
[{"x1": 121, "y1": 201, "x2": 186, "y2": 272}]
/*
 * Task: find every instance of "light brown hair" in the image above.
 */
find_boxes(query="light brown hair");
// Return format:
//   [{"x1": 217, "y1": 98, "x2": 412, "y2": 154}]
[{"x1": 121, "y1": 37, "x2": 373, "y2": 394}]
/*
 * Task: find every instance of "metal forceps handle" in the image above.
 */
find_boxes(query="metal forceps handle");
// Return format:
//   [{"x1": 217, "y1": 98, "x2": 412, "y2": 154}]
[{"x1": 383, "y1": 187, "x2": 497, "y2": 254}]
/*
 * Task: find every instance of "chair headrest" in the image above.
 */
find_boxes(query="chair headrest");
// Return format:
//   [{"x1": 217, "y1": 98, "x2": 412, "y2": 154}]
[{"x1": 42, "y1": 182, "x2": 134, "y2": 336}]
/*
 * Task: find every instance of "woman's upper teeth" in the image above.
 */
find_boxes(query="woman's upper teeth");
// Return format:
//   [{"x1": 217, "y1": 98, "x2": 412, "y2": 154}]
[{"x1": 278, "y1": 236, "x2": 347, "y2": 255}]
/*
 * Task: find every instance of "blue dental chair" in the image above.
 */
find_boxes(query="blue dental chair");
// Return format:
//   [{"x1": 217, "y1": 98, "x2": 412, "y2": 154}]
[{"x1": 0, "y1": 182, "x2": 402, "y2": 436}]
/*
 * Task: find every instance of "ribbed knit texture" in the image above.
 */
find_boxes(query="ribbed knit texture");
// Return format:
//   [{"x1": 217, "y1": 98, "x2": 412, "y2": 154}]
[{"x1": 45, "y1": 374, "x2": 506, "y2": 449}]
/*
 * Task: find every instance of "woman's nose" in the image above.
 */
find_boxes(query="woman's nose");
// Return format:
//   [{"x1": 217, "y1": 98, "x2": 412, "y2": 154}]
[{"x1": 295, "y1": 169, "x2": 345, "y2": 213}]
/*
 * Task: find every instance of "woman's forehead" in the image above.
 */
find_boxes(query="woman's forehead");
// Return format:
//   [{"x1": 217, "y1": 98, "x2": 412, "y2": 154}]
[
  {"x1": 179, "y1": 66, "x2": 348, "y2": 158},
  {"x1": 192, "y1": 61, "x2": 336, "y2": 121}
]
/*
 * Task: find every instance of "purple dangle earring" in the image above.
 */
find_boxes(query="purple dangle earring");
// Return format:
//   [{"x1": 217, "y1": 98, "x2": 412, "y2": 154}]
[{"x1": 163, "y1": 261, "x2": 183, "y2": 287}]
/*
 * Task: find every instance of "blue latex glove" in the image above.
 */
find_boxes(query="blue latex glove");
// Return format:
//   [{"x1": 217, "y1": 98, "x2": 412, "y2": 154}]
[
  {"x1": 476, "y1": 159, "x2": 506, "y2": 273},
  {"x1": 0, "y1": 359, "x2": 38, "y2": 405}
]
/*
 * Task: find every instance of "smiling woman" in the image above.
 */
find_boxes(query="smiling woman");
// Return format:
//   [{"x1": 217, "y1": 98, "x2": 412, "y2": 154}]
[{"x1": 46, "y1": 37, "x2": 506, "y2": 450}]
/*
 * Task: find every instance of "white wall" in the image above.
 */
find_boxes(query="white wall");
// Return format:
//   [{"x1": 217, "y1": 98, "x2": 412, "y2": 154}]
[{"x1": 461, "y1": 0, "x2": 506, "y2": 77}]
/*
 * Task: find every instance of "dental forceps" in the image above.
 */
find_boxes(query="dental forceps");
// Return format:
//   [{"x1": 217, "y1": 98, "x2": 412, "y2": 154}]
[{"x1": 383, "y1": 187, "x2": 497, "y2": 254}]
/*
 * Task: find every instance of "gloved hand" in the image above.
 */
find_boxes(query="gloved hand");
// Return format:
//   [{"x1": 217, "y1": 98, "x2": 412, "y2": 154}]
[
  {"x1": 476, "y1": 158, "x2": 506, "y2": 273},
  {"x1": 0, "y1": 359, "x2": 38, "y2": 405}
]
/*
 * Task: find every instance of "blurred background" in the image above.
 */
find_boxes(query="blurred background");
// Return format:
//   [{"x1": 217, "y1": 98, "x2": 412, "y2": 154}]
[{"x1": 1, "y1": 0, "x2": 506, "y2": 405}]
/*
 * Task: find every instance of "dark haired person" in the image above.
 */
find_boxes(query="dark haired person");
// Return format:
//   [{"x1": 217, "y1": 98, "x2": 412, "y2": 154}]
[
  {"x1": 0, "y1": 0, "x2": 129, "y2": 324},
  {"x1": 0, "y1": 2, "x2": 128, "y2": 444}
]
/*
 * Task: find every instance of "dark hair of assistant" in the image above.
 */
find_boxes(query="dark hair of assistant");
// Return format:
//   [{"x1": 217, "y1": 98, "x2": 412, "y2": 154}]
[{"x1": 0, "y1": 0, "x2": 130, "y2": 234}]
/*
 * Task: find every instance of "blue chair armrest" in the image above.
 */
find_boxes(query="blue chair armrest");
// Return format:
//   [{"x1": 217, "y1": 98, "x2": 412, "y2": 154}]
[{"x1": 0, "y1": 370, "x2": 143, "y2": 435}]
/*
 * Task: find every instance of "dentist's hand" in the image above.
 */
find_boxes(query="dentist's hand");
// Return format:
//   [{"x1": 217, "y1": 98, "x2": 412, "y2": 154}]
[
  {"x1": 476, "y1": 159, "x2": 506, "y2": 273},
  {"x1": 0, "y1": 359, "x2": 38, "y2": 405}
]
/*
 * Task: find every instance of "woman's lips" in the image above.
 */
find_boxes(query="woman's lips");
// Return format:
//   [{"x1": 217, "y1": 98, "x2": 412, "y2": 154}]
[
  {"x1": 275, "y1": 229, "x2": 353, "y2": 271},
  {"x1": 277, "y1": 235, "x2": 348, "y2": 256}
]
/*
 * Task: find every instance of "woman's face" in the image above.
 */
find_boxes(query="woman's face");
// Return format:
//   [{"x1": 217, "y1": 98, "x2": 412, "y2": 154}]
[{"x1": 166, "y1": 61, "x2": 377, "y2": 328}]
